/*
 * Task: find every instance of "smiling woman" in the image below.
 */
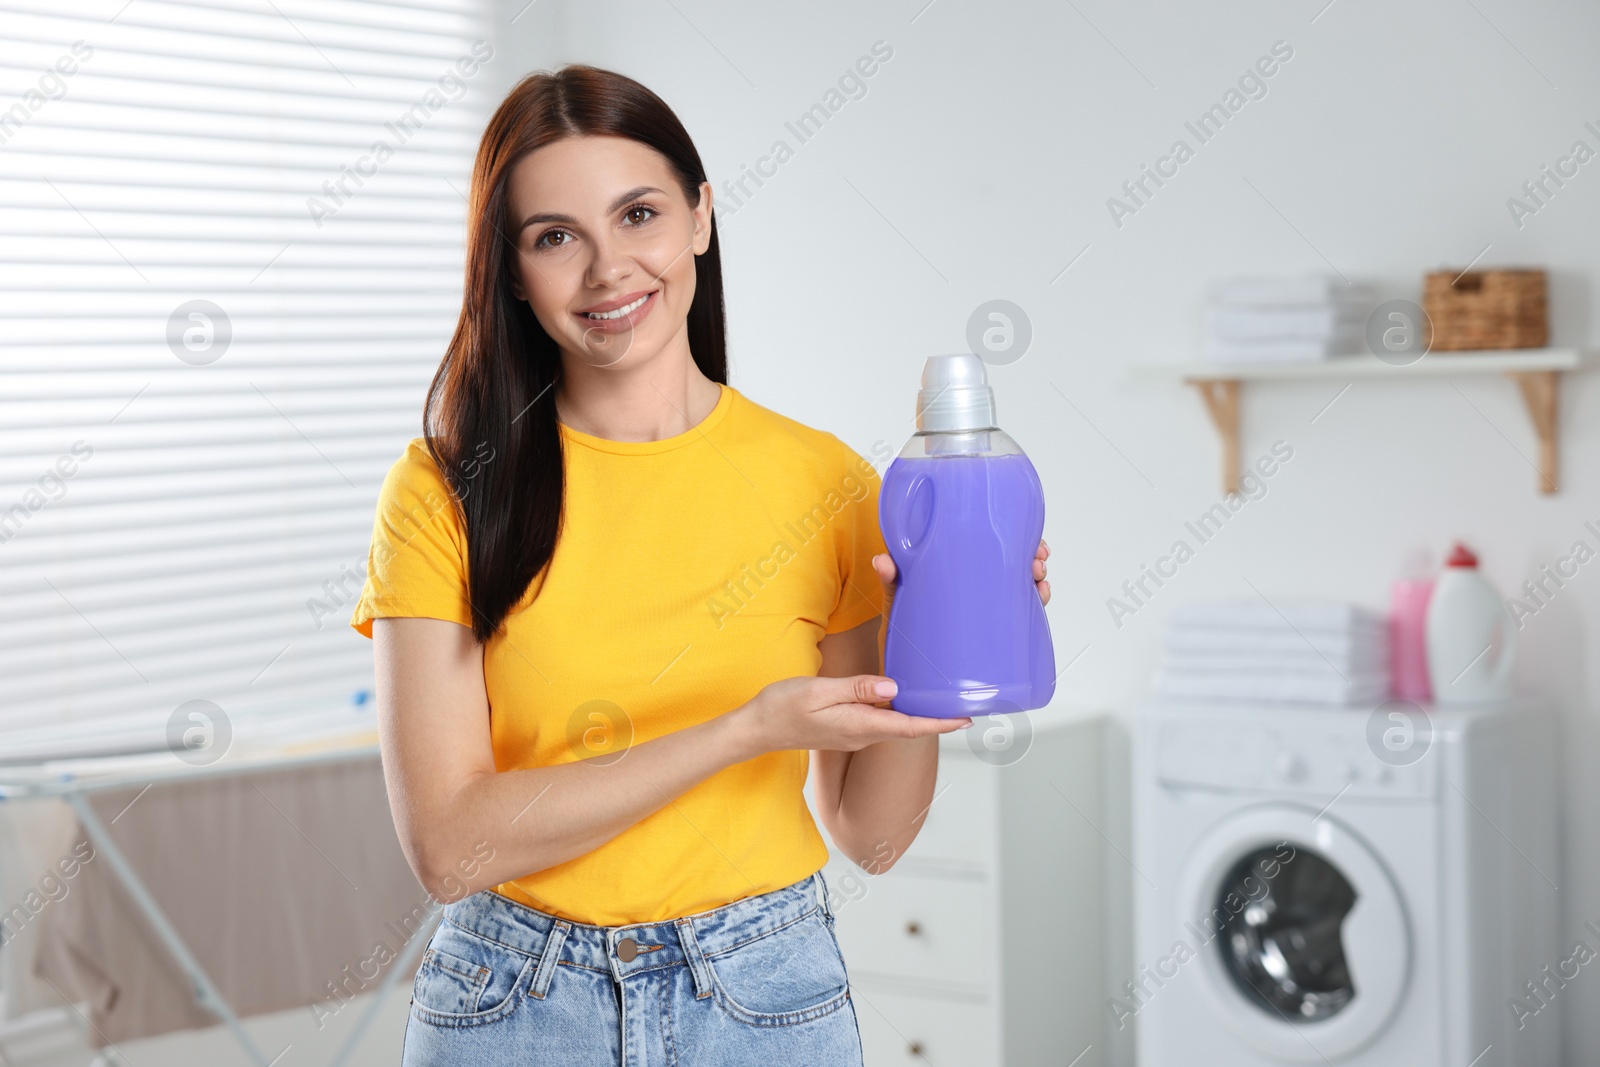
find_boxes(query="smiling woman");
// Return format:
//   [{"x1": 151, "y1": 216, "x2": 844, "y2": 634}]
[
  {"x1": 347, "y1": 65, "x2": 989, "y2": 1067},
  {"x1": 507, "y1": 139, "x2": 699, "y2": 374}
]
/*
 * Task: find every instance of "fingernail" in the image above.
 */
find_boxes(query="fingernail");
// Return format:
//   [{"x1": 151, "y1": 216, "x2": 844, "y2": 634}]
[
  {"x1": 874, "y1": 680, "x2": 897, "y2": 698},
  {"x1": 958, "y1": 720, "x2": 974, "y2": 729}
]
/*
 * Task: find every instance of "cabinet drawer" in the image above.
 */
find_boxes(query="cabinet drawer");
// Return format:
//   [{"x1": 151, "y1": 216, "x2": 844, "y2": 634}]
[
  {"x1": 850, "y1": 982, "x2": 997, "y2": 1067},
  {"x1": 809, "y1": 753, "x2": 996, "y2": 875},
  {"x1": 899, "y1": 754, "x2": 996, "y2": 871},
  {"x1": 832, "y1": 871, "x2": 994, "y2": 990}
]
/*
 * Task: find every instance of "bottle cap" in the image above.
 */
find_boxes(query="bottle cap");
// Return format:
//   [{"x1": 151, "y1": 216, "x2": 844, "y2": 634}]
[
  {"x1": 1445, "y1": 542, "x2": 1479, "y2": 568},
  {"x1": 916, "y1": 353, "x2": 998, "y2": 433}
]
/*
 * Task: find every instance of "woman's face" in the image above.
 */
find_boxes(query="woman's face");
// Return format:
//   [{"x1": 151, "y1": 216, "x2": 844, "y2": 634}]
[{"x1": 505, "y1": 135, "x2": 712, "y2": 369}]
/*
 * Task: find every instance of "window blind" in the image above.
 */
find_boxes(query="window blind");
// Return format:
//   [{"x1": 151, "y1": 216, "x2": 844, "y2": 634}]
[{"x1": 0, "y1": 0, "x2": 492, "y2": 744}]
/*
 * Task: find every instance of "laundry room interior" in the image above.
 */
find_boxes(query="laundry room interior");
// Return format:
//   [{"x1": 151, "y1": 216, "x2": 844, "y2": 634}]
[{"x1": 2, "y1": 0, "x2": 1599, "y2": 1065}]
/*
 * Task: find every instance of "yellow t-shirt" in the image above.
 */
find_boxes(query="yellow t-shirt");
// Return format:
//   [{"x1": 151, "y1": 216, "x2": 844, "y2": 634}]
[{"x1": 350, "y1": 382, "x2": 889, "y2": 925}]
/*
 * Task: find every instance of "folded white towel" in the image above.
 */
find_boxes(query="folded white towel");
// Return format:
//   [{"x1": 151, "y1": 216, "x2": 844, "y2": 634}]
[
  {"x1": 1203, "y1": 333, "x2": 1365, "y2": 363},
  {"x1": 1208, "y1": 305, "x2": 1367, "y2": 341},
  {"x1": 1165, "y1": 630, "x2": 1388, "y2": 661},
  {"x1": 1171, "y1": 600, "x2": 1387, "y2": 633},
  {"x1": 1208, "y1": 275, "x2": 1378, "y2": 307},
  {"x1": 1153, "y1": 669, "x2": 1390, "y2": 706},
  {"x1": 1161, "y1": 648, "x2": 1388, "y2": 677}
]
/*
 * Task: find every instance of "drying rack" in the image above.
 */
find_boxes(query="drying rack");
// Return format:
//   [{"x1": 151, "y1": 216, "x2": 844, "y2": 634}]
[{"x1": 0, "y1": 719, "x2": 436, "y2": 1067}]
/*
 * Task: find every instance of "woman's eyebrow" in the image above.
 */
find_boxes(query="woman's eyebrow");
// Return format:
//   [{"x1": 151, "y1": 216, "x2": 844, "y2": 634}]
[{"x1": 518, "y1": 186, "x2": 666, "y2": 232}]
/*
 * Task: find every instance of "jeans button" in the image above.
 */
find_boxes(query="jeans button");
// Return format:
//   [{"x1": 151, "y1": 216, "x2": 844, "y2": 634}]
[{"x1": 616, "y1": 937, "x2": 639, "y2": 962}]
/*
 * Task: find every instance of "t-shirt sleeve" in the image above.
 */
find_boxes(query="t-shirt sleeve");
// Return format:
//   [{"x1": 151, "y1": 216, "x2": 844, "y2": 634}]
[
  {"x1": 349, "y1": 439, "x2": 474, "y2": 639},
  {"x1": 823, "y1": 437, "x2": 890, "y2": 636}
]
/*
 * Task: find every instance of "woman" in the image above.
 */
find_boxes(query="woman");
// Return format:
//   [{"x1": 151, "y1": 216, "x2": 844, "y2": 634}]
[{"x1": 351, "y1": 65, "x2": 1050, "y2": 1066}]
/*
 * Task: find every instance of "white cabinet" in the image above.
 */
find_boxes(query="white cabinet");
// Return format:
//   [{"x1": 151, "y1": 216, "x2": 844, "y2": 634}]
[
  {"x1": 853, "y1": 982, "x2": 998, "y2": 1065},
  {"x1": 805, "y1": 714, "x2": 1109, "y2": 1067}
]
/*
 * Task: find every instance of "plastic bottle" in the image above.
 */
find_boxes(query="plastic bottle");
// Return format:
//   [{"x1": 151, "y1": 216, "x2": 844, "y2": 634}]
[
  {"x1": 1389, "y1": 548, "x2": 1434, "y2": 702},
  {"x1": 878, "y1": 353, "x2": 1056, "y2": 717},
  {"x1": 1425, "y1": 542, "x2": 1516, "y2": 705}
]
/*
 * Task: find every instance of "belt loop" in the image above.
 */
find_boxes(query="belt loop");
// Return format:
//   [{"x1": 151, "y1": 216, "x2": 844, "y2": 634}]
[
  {"x1": 675, "y1": 917, "x2": 715, "y2": 1000},
  {"x1": 815, "y1": 871, "x2": 836, "y2": 927},
  {"x1": 529, "y1": 919, "x2": 570, "y2": 999}
]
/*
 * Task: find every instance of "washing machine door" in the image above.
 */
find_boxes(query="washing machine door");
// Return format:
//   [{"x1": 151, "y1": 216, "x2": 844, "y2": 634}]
[{"x1": 1176, "y1": 804, "x2": 1411, "y2": 1061}]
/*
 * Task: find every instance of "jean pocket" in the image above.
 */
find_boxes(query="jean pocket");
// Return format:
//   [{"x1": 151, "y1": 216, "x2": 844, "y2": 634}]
[
  {"x1": 410, "y1": 922, "x2": 536, "y2": 1028},
  {"x1": 705, "y1": 908, "x2": 851, "y2": 1027}
]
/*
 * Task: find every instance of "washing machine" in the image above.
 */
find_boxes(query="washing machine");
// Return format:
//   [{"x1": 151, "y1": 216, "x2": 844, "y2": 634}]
[{"x1": 1131, "y1": 698, "x2": 1559, "y2": 1066}]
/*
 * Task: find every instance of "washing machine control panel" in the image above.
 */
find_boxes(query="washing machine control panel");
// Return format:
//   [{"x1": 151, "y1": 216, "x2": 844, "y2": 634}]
[{"x1": 1154, "y1": 715, "x2": 1437, "y2": 799}]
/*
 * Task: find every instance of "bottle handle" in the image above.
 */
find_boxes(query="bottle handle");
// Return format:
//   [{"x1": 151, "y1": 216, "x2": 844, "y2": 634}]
[{"x1": 883, "y1": 470, "x2": 936, "y2": 566}]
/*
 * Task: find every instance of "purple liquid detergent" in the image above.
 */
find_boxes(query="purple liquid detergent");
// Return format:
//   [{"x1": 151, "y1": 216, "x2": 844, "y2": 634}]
[{"x1": 879, "y1": 354, "x2": 1056, "y2": 718}]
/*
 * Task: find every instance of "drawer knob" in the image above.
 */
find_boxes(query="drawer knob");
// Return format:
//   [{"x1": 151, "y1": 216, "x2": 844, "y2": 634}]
[
  {"x1": 905, "y1": 920, "x2": 921, "y2": 936},
  {"x1": 908, "y1": 1040, "x2": 923, "y2": 1056}
]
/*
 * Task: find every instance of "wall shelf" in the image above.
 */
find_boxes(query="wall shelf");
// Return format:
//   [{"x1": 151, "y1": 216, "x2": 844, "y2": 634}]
[{"x1": 1137, "y1": 347, "x2": 1594, "y2": 496}]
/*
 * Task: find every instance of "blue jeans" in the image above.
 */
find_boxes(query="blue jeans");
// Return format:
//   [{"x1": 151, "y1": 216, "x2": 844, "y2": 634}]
[{"x1": 400, "y1": 870, "x2": 865, "y2": 1066}]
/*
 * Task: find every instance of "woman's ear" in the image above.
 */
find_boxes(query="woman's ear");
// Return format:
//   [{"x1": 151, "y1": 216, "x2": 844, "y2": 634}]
[
  {"x1": 509, "y1": 261, "x2": 527, "y2": 303},
  {"x1": 692, "y1": 180, "x2": 713, "y2": 256}
]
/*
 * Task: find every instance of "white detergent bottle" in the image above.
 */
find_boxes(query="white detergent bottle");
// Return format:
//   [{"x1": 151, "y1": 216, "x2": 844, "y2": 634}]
[{"x1": 1425, "y1": 542, "x2": 1516, "y2": 705}]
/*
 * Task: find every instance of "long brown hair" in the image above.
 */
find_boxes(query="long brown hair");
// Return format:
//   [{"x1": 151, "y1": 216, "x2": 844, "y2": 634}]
[{"x1": 422, "y1": 66, "x2": 728, "y2": 642}]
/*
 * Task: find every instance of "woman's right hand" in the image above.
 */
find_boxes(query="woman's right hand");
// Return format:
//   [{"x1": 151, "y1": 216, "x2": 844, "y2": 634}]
[{"x1": 736, "y1": 675, "x2": 971, "y2": 754}]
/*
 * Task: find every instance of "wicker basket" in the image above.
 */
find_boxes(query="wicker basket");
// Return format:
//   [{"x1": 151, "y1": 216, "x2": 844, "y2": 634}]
[{"x1": 1422, "y1": 269, "x2": 1547, "y2": 350}]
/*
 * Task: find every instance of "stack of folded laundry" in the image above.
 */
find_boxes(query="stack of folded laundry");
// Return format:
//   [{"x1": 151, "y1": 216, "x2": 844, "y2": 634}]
[
  {"x1": 1203, "y1": 274, "x2": 1377, "y2": 364},
  {"x1": 1154, "y1": 599, "x2": 1390, "y2": 706}
]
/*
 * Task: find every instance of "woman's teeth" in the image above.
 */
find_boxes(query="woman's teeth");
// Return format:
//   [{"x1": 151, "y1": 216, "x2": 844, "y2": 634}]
[{"x1": 585, "y1": 293, "x2": 650, "y2": 320}]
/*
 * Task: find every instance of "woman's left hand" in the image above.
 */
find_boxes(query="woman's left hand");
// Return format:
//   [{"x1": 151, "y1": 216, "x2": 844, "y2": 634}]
[{"x1": 870, "y1": 538, "x2": 1050, "y2": 607}]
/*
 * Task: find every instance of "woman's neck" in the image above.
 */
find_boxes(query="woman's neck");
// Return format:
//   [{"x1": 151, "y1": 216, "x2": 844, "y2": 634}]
[{"x1": 554, "y1": 358, "x2": 722, "y2": 443}]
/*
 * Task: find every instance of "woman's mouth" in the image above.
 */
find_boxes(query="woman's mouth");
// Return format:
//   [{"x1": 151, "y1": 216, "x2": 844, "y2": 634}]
[{"x1": 576, "y1": 291, "x2": 657, "y2": 333}]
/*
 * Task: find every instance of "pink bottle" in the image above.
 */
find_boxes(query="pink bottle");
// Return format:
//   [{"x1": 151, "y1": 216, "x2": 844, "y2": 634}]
[{"x1": 1389, "y1": 549, "x2": 1433, "y2": 702}]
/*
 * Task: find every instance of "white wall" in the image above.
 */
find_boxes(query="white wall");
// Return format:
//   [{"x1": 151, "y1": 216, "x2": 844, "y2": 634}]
[{"x1": 501, "y1": 2, "x2": 1600, "y2": 1062}]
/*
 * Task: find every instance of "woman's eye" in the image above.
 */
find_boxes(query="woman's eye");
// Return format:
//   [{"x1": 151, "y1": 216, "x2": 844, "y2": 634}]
[{"x1": 532, "y1": 206, "x2": 652, "y2": 250}]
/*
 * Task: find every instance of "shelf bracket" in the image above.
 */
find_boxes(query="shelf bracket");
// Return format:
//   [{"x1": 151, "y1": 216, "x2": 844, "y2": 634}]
[
  {"x1": 1507, "y1": 368, "x2": 1559, "y2": 494},
  {"x1": 1188, "y1": 378, "x2": 1240, "y2": 494}
]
